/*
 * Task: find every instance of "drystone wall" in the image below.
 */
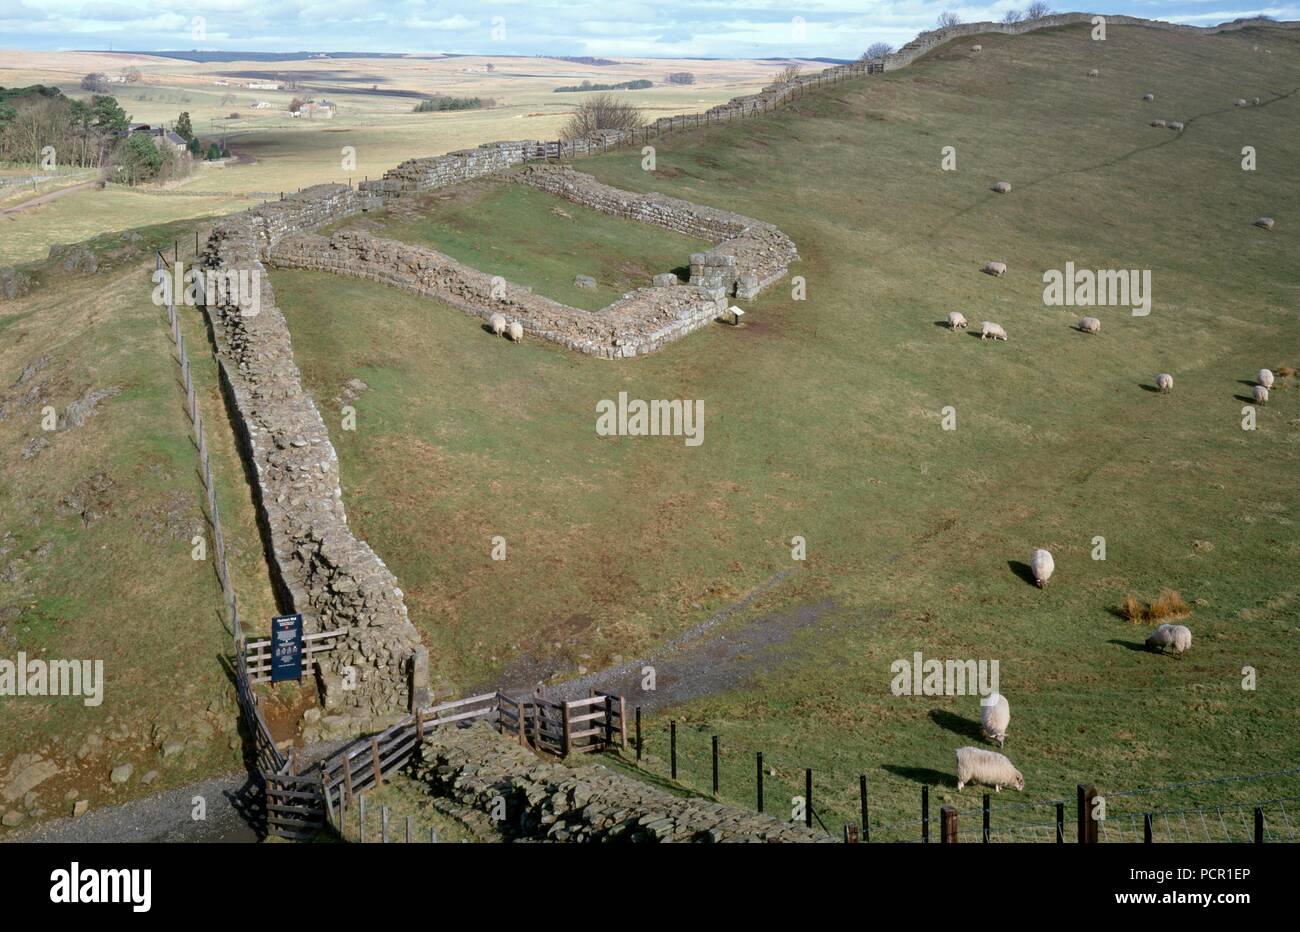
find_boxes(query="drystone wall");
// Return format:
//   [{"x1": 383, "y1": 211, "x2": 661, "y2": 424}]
[
  {"x1": 411, "y1": 721, "x2": 834, "y2": 843},
  {"x1": 199, "y1": 205, "x2": 429, "y2": 734},
  {"x1": 269, "y1": 230, "x2": 727, "y2": 359}
]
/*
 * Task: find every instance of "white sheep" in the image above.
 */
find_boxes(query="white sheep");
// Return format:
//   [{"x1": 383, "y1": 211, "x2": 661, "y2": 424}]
[
  {"x1": 507, "y1": 320, "x2": 524, "y2": 342},
  {"x1": 1258, "y1": 368, "x2": 1275, "y2": 389},
  {"x1": 971, "y1": 44, "x2": 982, "y2": 53},
  {"x1": 983, "y1": 261, "x2": 1007, "y2": 277},
  {"x1": 980, "y1": 321, "x2": 1007, "y2": 341},
  {"x1": 1254, "y1": 217, "x2": 1275, "y2": 231},
  {"x1": 1088, "y1": 68, "x2": 1100, "y2": 78},
  {"x1": 980, "y1": 694, "x2": 1010, "y2": 748},
  {"x1": 1078, "y1": 316, "x2": 1101, "y2": 334},
  {"x1": 948, "y1": 311, "x2": 968, "y2": 331},
  {"x1": 1030, "y1": 548, "x2": 1054, "y2": 587},
  {"x1": 1253, "y1": 385, "x2": 1269, "y2": 405},
  {"x1": 1235, "y1": 98, "x2": 1249, "y2": 107},
  {"x1": 955, "y1": 747, "x2": 1024, "y2": 793},
  {"x1": 1142, "y1": 93, "x2": 1154, "y2": 102},
  {"x1": 1156, "y1": 373, "x2": 1173, "y2": 393},
  {"x1": 489, "y1": 313, "x2": 506, "y2": 336},
  {"x1": 1150, "y1": 119, "x2": 1168, "y2": 128},
  {"x1": 1168, "y1": 121, "x2": 1185, "y2": 131},
  {"x1": 1146, "y1": 623, "x2": 1192, "y2": 655},
  {"x1": 992, "y1": 181, "x2": 1011, "y2": 194}
]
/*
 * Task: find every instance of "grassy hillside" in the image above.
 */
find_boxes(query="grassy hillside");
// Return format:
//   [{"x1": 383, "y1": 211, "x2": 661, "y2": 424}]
[
  {"x1": 270, "y1": 22, "x2": 1296, "y2": 834},
  {"x1": 0, "y1": 226, "x2": 279, "y2": 831}
]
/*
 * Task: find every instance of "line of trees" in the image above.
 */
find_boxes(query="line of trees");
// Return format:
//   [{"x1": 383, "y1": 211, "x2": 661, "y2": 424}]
[
  {"x1": 412, "y1": 95, "x2": 495, "y2": 112},
  {"x1": 554, "y1": 79, "x2": 652, "y2": 93}
]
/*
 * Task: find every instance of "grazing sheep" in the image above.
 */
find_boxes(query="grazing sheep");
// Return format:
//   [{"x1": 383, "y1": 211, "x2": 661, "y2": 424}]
[
  {"x1": 971, "y1": 44, "x2": 983, "y2": 52},
  {"x1": 1168, "y1": 121, "x2": 1185, "y2": 131},
  {"x1": 947, "y1": 311, "x2": 968, "y2": 331},
  {"x1": 1254, "y1": 217, "x2": 1275, "y2": 231},
  {"x1": 980, "y1": 321, "x2": 1008, "y2": 341},
  {"x1": 1258, "y1": 368, "x2": 1275, "y2": 389},
  {"x1": 1030, "y1": 548, "x2": 1054, "y2": 588},
  {"x1": 980, "y1": 694, "x2": 1010, "y2": 748},
  {"x1": 1088, "y1": 68, "x2": 1100, "y2": 77},
  {"x1": 955, "y1": 747, "x2": 1024, "y2": 793},
  {"x1": 992, "y1": 181, "x2": 1011, "y2": 194},
  {"x1": 1235, "y1": 98, "x2": 1249, "y2": 107},
  {"x1": 1150, "y1": 119, "x2": 1168, "y2": 128},
  {"x1": 1253, "y1": 97, "x2": 1261, "y2": 105},
  {"x1": 1146, "y1": 623, "x2": 1192, "y2": 655},
  {"x1": 507, "y1": 320, "x2": 524, "y2": 342},
  {"x1": 1156, "y1": 373, "x2": 1173, "y2": 393},
  {"x1": 1142, "y1": 92, "x2": 1154, "y2": 102},
  {"x1": 1253, "y1": 385, "x2": 1269, "y2": 405},
  {"x1": 489, "y1": 313, "x2": 506, "y2": 336},
  {"x1": 1078, "y1": 316, "x2": 1101, "y2": 334},
  {"x1": 983, "y1": 261, "x2": 1007, "y2": 277}
]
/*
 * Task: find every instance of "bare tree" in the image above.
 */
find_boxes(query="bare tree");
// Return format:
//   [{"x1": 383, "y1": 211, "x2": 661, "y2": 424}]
[
  {"x1": 1003, "y1": 9, "x2": 1024, "y2": 23},
  {"x1": 1025, "y1": 1, "x2": 1052, "y2": 19},
  {"x1": 559, "y1": 93, "x2": 644, "y2": 140},
  {"x1": 665, "y1": 72, "x2": 695, "y2": 85},
  {"x1": 862, "y1": 42, "x2": 894, "y2": 60},
  {"x1": 938, "y1": 11, "x2": 962, "y2": 29},
  {"x1": 775, "y1": 63, "x2": 802, "y2": 83}
]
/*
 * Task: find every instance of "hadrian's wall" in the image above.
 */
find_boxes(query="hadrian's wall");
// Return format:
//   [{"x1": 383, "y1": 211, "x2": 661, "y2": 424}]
[
  {"x1": 269, "y1": 231, "x2": 727, "y2": 359},
  {"x1": 200, "y1": 203, "x2": 429, "y2": 733},
  {"x1": 411, "y1": 721, "x2": 834, "y2": 843}
]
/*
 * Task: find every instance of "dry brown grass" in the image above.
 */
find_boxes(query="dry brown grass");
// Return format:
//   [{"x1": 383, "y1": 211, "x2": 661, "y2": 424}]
[
  {"x1": 1119, "y1": 589, "x2": 1192, "y2": 624},
  {"x1": 1276, "y1": 365, "x2": 1296, "y2": 379}
]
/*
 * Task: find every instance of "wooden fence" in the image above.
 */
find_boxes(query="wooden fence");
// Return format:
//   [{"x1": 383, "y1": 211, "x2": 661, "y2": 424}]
[{"x1": 241, "y1": 627, "x2": 345, "y2": 683}]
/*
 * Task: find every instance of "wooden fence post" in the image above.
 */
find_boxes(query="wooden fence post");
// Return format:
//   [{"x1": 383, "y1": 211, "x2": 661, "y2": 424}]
[
  {"x1": 635, "y1": 706, "x2": 642, "y2": 760},
  {"x1": 358, "y1": 793, "x2": 365, "y2": 843},
  {"x1": 983, "y1": 793, "x2": 991, "y2": 843},
  {"x1": 1056, "y1": 801, "x2": 1065, "y2": 843},
  {"x1": 561, "y1": 700, "x2": 572, "y2": 756},
  {"x1": 381, "y1": 805, "x2": 390, "y2": 843},
  {"x1": 859, "y1": 775, "x2": 869, "y2": 842},
  {"x1": 940, "y1": 805, "x2": 958, "y2": 843},
  {"x1": 516, "y1": 698, "x2": 526, "y2": 747},
  {"x1": 1255, "y1": 807, "x2": 1264, "y2": 843},
  {"x1": 342, "y1": 753, "x2": 353, "y2": 803},
  {"x1": 670, "y1": 720, "x2": 677, "y2": 779},
  {"x1": 617, "y1": 695, "x2": 626, "y2": 749},
  {"x1": 711, "y1": 735, "x2": 719, "y2": 796},
  {"x1": 756, "y1": 752, "x2": 764, "y2": 813},
  {"x1": 804, "y1": 769, "x2": 813, "y2": 829},
  {"x1": 922, "y1": 785, "x2": 930, "y2": 843},
  {"x1": 1143, "y1": 813, "x2": 1153, "y2": 843},
  {"x1": 370, "y1": 738, "x2": 382, "y2": 786},
  {"x1": 604, "y1": 694, "x2": 613, "y2": 749},
  {"x1": 1077, "y1": 784, "x2": 1098, "y2": 843}
]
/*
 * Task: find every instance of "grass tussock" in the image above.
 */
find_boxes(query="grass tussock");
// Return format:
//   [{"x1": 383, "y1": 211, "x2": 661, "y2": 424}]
[{"x1": 1119, "y1": 589, "x2": 1192, "y2": 624}]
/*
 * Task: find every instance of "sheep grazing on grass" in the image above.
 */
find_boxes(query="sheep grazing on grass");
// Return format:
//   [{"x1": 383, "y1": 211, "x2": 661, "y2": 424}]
[
  {"x1": 1142, "y1": 92, "x2": 1155, "y2": 102},
  {"x1": 971, "y1": 44, "x2": 983, "y2": 53},
  {"x1": 489, "y1": 313, "x2": 506, "y2": 336},
  {"x1": 992, "y1": 181, "x2": 1011, "y2": 194},
  {"x1": 1088, "y1": 68, "x2": 1100, "y2": 78},
  {"x1": 983, "y1": 261, "x2": 1007, "y2": 277},
  {"x1": 1258, "y1": 368, "x2": 1275, "y2": 389},
  {"x1": 1235, "y1": 98, "x2": 1249, "y2": 107},
  {"x1": 948, "y1": 311, "x2": 968, "y2": 331},
  {"x1": 1150, "y1": 119, "x2": 1168, "y2": 128},
  {"x1": 1030, "y1": 548, "x2": 1054, "y2": 587},
  {"x1": 980, "y1": 694, "x2": 1010, "y2": 748},
  {"x1": 980, "y1": 321, "x2": 1008, "y2": 341},
  {"x1": 1146, "y1": 623, "x2": 1192, "y2": 655},
  {"x1": 1254, "y1": 217, "x2": 1275, "y2": 231},
  {"x1": 1168, "y1": 121, "x2": 1185, "y2": 132},
  {"x1": 955, "y1": 747, "x2": 1024, "y2": 792},
  {"x1": 507, "y1": 320, "x2": 524, "y2": 342},
  {"x1": 1253, "y1": 385, "x2": 1269, "y2": 405},
  {"x1": 1156, "y1": 373, "x2": 1173, "y2": 393},
  {"x1": 1078, "y1": 316, "x2": 1101, "y2": 334},
  {"x1": 1253, "y1": 97, "x2": 1261, "y2": 105}
]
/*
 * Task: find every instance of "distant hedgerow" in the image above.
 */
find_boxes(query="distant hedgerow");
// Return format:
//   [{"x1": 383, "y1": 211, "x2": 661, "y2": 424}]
[{"x1": 413, "y1": 96, "x2": 495, "y2": 113}]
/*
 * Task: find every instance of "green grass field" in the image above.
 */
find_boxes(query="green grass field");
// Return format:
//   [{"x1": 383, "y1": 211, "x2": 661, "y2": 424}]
[
  {"x1": 328, "y1": 182, "x2": 704, "y2": 309},
  {"x1": 270, "y1": 22, "x2": 1300, "y2": 834}
]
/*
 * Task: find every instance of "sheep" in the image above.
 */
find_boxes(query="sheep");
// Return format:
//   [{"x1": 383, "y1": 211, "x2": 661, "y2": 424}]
[
  {"x1": 1141, "y1": 92, "x2": 1154, "y2": 102},
  {"x1": 1235, "y1": 98, "x2": 1249, "y2": 107},
  {"x1": 1078, "y1": 316, "x2": 1101, "y2": 334},
  {"x1": 1150, "y1": 119, "x2": 1168, "y2": 128},
  {"x1": 947, "y1": 311, "x2": 968, "y2": 331},
  {"x1": 507, "y1": 320, "x2": 524, "y2": 342},
  {"x1": 1156, "y1": 372, "x2": 1173, "y2": 393},
  {"x1": 489, "y1": 313, "x2": 506, "y2": 336},
  {"x1": 1253, "y1": 97, "x2": 1261, "y2": 105},
  {"x1": 1146, "y1": 623, "x2": 1192, "y2": 655},
  {"x1": 1088, "y1": 68, "x2": 1100, "y2": 78},
  {"x1": 1253, "y1": 385, "x2": 1269, "y2": 405},
  {"x1": 1168, "y1": 121, "x2": 1184, "y2": 132},
  {"x1": 982, "y1": 261, "x2": 1007, "y2": 277},
  {"x1": 980, "y1": 321, "x2": 1008, "y2": 341},
  {"x1": 980, "y1": 694, "x2": 1010, "y2": 748},
  {"x1": 992, "y1": 181, "x2": 1011, "y2": 194},
  {"x1": 971, "y1": 44, "x2": 983, "y2": 53},
  {"x1": 1254, "y1": 217, "x2": 1275, "y2": 231},
  {"x1": 1030, "y1": 548, "x2": 1054, "y2": 587},
  {"x1": 955, "y1": 747, "x2": 1024, "y2": 793},
  {"x1": 1258, "y1": 368, "x2": 1275, "y2": 389}
]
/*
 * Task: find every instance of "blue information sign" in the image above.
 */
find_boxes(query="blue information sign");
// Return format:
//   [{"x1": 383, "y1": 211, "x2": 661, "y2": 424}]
[{"x1": 270, "y1": 613, "x2": 303, "y2": 683}]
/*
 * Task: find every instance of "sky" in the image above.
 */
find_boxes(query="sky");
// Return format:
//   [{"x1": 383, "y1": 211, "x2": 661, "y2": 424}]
[{"x1": 0, "y1": 1, "x2": 1294, "y2": 59}]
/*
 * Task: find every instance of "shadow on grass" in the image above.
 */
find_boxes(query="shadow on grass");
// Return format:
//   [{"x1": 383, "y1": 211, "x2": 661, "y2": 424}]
[
  {"x1": 1007, "y1": 560, "x2": 1037, "y2": 587},
  {"x1": 1139, "y1": 383, "x2": 1164, "y2": 393},
  {"x1": 882, "y1": 764, "x2": 953, "y2": 787},
  {"x1": 1107, "y1": 638, "x2": 1149, "y2": 653},
  {"x1": 928, "y1": 708, "x2": 984, "y2": 742},
  {"x1": 1233, "y1": 394, "x2": 1258, "y2": 404}
]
